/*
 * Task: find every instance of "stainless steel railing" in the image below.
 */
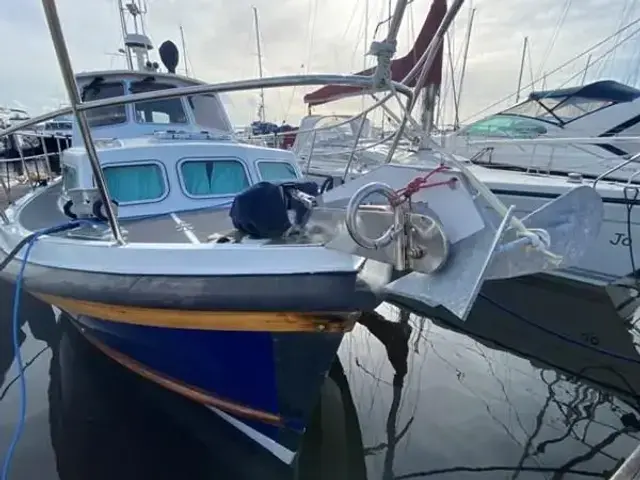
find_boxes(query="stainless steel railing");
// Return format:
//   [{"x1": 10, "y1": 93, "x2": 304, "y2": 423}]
[{"x1": 0, "y1": 130, "x2": 69, "y2": 202}]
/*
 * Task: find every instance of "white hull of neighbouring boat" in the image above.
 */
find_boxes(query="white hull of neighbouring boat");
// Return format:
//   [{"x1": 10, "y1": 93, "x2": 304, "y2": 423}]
[
  {"x1": 488, "y1": 189, "x2": 639, "y2": 286},
  {"x1": 463, "y1": 165, "x2": 640, "y2": 287},
  {"x1": 442, "y1": 136, "x2": 640, "y2": 183}
]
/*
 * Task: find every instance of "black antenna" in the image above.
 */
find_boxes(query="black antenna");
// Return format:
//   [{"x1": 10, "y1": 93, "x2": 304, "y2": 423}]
[{"x1": 159, "y1": 40, "x2": 179, "y2": 74}]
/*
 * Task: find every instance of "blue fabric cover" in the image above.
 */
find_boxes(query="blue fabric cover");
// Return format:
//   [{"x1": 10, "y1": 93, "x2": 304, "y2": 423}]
[{"x1": 230, "y1": 181, "x2": 319, "y2": 239}]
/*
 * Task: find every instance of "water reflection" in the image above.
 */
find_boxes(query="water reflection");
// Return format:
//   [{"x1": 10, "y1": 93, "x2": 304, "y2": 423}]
[
  {"x1": 359, "y1": 309, "x2": 412, "y2": 480},
  {"x1": 1, "y1": 277, "x2": 640, "y2": 478},
  {"x1": 355, "y1": 276, "x2": 640, "y2": 479},
  {"x1": 0, "y1": 279, "x2": 57, "y2": 386},
  {"x1": 50, "y1": 312, "x2": 367, "y2": 480}
]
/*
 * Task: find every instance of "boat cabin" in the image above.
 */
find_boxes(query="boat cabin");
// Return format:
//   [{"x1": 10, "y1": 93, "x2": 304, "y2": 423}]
[
  {"x1": 58, "y1": 71, "x2": 304, "y2": 220},
  {"x1": 73, "y1": 70, "x2": 234, "y2": 142},
  {"x1": 456, "y1": 80, "x2": 640, "y2": 150}
]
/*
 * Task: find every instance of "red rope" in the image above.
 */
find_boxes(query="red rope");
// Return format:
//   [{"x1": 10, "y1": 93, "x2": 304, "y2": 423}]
[{"x1": 392, "y1": 165, "x2": 457, "y2": 205}]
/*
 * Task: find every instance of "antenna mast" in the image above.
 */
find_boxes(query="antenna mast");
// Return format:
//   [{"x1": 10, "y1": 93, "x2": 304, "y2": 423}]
[
  {"x1": 252, "y1": 6, "x2": 266, "y2": 123},
  {"x1": 515, "y1": 36, "x2": 528, "y2": 103},
  {"x1": 453, "y1": 7, "x2": 475, "y2": 130},
  {"x1": 179, "y1": 25, "x2": 190, "y2": 77},
  {"x1": 118, "y1": 0, "x2": 157, "y2": 72}
]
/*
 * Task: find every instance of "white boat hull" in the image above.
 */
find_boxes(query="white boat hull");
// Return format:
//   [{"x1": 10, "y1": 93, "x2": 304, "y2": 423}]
[{"x1": 491, "y1": 189, "x2": 640, "y2": 286}]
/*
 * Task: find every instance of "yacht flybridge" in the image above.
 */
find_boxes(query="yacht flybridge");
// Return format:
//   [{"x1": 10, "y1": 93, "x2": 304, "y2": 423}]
[
  {"x1": 0, "y1": 0, "x2": 603, "y2": 464},
  {"x1": 445, "y1": 80, "x2": 640, "y2": 181}
]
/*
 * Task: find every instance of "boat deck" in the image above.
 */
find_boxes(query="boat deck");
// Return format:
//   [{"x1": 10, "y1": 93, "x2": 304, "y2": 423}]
[{"x1": 16, "y1": 182, "x2": 379, "y2": 246}]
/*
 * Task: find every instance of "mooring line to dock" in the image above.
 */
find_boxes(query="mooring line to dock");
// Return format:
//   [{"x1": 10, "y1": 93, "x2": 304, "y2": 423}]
[{"x1": 0, "y1": 219, "x2": 101, "y2": 480}]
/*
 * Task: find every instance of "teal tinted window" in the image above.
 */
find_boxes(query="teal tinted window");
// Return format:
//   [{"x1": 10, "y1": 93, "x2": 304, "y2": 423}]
[
  {"x1": 258, "y1": 162, "x2": 298, "y2": 182},
  {"x1": 103, "y1": 163, "x2": 166, "y2": 203},
  {"x1": 180, "y1": 159, "x2": 249, "y2": 196},
  {"x1": 464, "y1": 115, "x2": 547, "y2": 138}
]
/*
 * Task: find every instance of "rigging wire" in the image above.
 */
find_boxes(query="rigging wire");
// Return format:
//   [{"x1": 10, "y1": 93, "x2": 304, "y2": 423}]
[
  {"x1": 304, "y1": 0, "x2": 319, "y2": 75},
  {"x1": 1, "y1": 219, "x2": 101, "y2": 480},
  {"x1": 460, "y1": 15, "x2": 640, "y2": 125},
  {"x1": 534, "y1": 0, "x2": 573, "y2": 81},
  {"x1": 597, "y1": 0, "x2": 637, "y2": 80}
]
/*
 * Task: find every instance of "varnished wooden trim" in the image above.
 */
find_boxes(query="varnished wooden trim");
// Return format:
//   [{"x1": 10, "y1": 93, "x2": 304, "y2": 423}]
[
  {"x1": 35, "y1": 293, "x2": 357, "y2": 333},
  {"x1": 76, "y1": 322, "x2": 284, "y2": 425}
]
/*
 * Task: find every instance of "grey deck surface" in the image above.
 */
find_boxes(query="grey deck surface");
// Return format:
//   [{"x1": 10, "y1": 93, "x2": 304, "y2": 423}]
[{"x1": 15, "y1": 182, "x2": 368, "y2": 246}]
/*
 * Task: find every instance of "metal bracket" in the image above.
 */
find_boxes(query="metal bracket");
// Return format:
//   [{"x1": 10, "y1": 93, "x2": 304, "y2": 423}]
[{"x1": 339, "y1": 181, "x2": 449, "y2": 273}]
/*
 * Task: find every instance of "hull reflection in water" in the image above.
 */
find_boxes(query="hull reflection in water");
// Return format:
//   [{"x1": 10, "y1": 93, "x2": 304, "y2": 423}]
[
  {"x1": 395, "y1": 276, "x2": 640, "y2": 403},
  {"x1": 51, "y1": 313, "x2": 367, "y2": 479},
  {"x1": 68, "y1": 309, "x2": 354, "y2": 462}
]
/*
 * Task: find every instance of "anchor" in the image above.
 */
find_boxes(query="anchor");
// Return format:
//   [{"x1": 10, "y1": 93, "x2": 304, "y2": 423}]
[{"x1": 318, "y1": 163, "x2": 604, "y2": 320}]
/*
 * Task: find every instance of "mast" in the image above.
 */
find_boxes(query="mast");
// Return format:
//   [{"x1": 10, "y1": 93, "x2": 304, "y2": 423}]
[
  {"x1": 363, "y1": 0, "x2": 369, "y2": 112},
  {"x1": 179, "y1": 25, "x2": 190, "y2": 77},
  {"x1": 381, "y1": 0, "x2": 392, "y2": 134},
  {"x1": 118, "y1": 0, "x2": 134, "y2": 70},
  {"x1": 415, "y1": 0, "x2": 459, "y2": 141},
  {"x1": 515, "y1": 36, "x2": 528, "y2": 103},
  {"x1": 252, "y1": 6, "x2": 266, "y2": 123},
  {"x1": 453, "y1": 6, "x2": 475, "y2": 130}
]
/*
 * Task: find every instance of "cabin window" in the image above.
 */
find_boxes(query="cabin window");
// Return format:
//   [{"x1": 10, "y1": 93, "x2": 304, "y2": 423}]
[
  {"x1": 82, "y1": 81, "x2": 127, "y2": 128},
  {"x1": 179, "y1": 159, "x2": 249, "y2": 196},
  {"x1": 463, "y1": 115, "x2": 547, "y2": 138},
  {"x1": 131, "y1": 81, "x2": 188, "y2": 125},
  {"x1": 188, "y1": 94, "x2": 232, "y2": 132},
  {"x1": 102, "y1": 163, "x2": 166, "y2": 203},
  {"x1": 258, "y1": 161, "x2": 298, "y2": 182},
  {"x1": 61, "y1": 164, "x2": 79, "y2": 191},
  {"x1": 549, "y1": 98, "x2": 615, "y2": 122}
]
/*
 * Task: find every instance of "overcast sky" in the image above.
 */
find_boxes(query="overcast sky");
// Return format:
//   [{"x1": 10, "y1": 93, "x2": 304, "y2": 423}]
[{"x1": 0, "y1": 0, "x2": 638, "y2": 126}]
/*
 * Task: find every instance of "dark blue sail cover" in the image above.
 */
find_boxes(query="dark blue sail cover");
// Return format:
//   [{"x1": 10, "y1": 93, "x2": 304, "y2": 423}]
[{"x1": 230, "y1": 181, "x2": 319, "y2": 239}]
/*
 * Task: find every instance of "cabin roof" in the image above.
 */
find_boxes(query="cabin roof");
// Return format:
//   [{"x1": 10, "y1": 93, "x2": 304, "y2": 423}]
[
  {"x1": 66, "y1": 135, "x2": 297, "y2": 157},
  {"x1": 528, "y1": 80, "x2": 640, "y2": 103},
  {"x1": 75, "y1": 69, "x2": 206, "y2": 86}
]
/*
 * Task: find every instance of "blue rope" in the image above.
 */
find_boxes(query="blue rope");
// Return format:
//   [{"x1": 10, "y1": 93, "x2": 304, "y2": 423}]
[{"x1": 1, "y1": 219, "x2": 97, "y2": 480}]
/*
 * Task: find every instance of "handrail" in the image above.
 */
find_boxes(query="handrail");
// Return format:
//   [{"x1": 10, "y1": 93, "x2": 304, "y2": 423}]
[
  {"x1": 17, "y1": 131, "x2": 72, "y2": 141},
  {"x1": 342, "y1": 115, "x2": 369, "y2": 181},
  {"x1": 0, "y1": 151, "x2": 63, "y2": 164},
  {"x1": 0, "y1": 108, "x2": 73, "y2": 140},
  {"x1": 243, "y1": 97, "x2": 392, "y2": 142},
  {"x1": 593, "y1": 151, "x2": 640, "y2": 190},
  {"x1": 467, "y1": 136, "x2": 640, "y2": 147},
  {"x1": 302, "y1": 130, "x2": 401, "y2": 161}
]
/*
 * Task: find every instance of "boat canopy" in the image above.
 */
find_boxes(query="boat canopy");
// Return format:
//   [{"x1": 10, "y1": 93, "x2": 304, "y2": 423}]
[{"x1": 499, "y1": 80, "x2": 640, "y2": 126}]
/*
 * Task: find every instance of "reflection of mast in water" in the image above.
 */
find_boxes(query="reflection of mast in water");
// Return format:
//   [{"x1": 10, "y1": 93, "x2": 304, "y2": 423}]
[{"x1": 359, "y1": 308, "x2": 413, "y2": 480}]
